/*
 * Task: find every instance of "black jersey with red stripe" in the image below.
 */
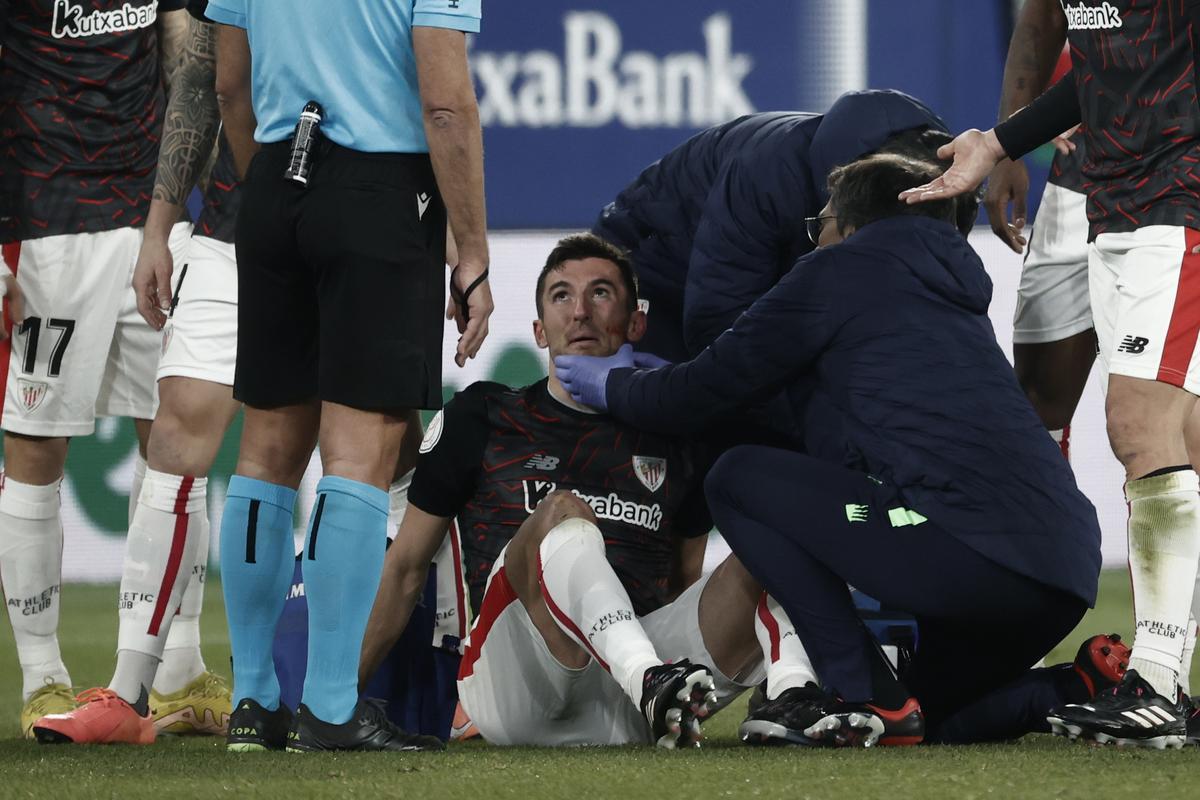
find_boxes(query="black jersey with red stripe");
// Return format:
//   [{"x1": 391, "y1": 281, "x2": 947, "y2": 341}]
[
  {"x1": 0, "y1": 0, "x2": 186, "y2": 244},
  {"x1": 1061, "y1": 0, "x2": 1200, "y2": 235},
  {"x1": 195, "y1": 132, "x2": 238, "y2": 244},
  {"x1": 408, "y1": 379, "x2": 712, "y2": 618}
]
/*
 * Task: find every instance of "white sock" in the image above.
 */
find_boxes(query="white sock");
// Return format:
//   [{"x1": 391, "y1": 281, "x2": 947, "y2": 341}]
[
  {"x1": 1180, "y1": 615, "x2": 1197, "y2": 695},
  {"x1": 1126, "y1": 469, "x2": 1200, "y2": 698},
  {"x1": 155, "y1": 508, "x2": 210, "y2": 695},
  {"x1": 1048, "y1": 426, "x2": 1070, "y2": 461},
  {"x1": 754, "y1": 593, "x2": 818, "y2": 699},
  {"x1": 536, "y1": 518, "x2": 660, "y2": 705},
  {"x1": 110, "y1": 469, "x2": 206, "y2": 706},
  {"x1": 0, "y1": 476, "x2": 70, "y2": 701},
  {"x1": 387, "y1": 469, "x2": 414, "y2": 542},
  {"x1": 128, "y1": 454, "x2": 147, "y2": 528}
]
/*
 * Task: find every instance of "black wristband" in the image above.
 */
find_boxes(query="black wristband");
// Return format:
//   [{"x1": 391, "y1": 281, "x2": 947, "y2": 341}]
[
  {"x1": 994, "y1": 74, "x2": 1082, "y2": 160},
  {"x1": 450, "y1": 267, "x2": 489, "y2": 323}
]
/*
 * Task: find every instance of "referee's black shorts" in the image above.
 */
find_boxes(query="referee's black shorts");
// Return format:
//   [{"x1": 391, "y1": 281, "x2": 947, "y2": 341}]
[{"x1": 233, "y1": 140, "x2": 447, "y2": 411}]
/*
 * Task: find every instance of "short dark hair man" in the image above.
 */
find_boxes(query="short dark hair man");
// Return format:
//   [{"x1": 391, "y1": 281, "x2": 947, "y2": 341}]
[
  {"x1": 557, "y1": 154, "x2": 1113, "y2": 747},
  {"x1": 359, "y1": 233, "x2": 823, "y2": 749}
]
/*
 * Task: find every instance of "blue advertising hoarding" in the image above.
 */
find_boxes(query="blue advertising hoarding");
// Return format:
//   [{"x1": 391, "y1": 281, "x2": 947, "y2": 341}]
[{"x1": 474, "y1": 0, "x2": 1057, "y2": 230}]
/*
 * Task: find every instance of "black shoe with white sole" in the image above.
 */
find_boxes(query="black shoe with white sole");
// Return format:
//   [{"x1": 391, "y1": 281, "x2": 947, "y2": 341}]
[
  {"x1": 639, "y1": 660, "x2": 717, "y2": 749},
  {"x1": 739, "y1": 683, "x2": 907, "y2": 748},
  {"x1": 1047, "y1": 669, "x2": 1187, "y2": 750}
]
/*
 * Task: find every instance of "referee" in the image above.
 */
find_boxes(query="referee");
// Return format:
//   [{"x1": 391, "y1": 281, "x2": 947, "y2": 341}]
[{"x1": 206, "y1": 0, "x2": 491, "y2": 752}]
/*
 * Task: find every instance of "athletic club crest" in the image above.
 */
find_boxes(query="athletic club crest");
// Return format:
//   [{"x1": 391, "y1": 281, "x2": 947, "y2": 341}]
[
  {"x1": 632, "y1": 456, "x2": 666, "y2": 493},
  {"x1": 17, "y1": 380, "x2": 48, "y2": 413}
]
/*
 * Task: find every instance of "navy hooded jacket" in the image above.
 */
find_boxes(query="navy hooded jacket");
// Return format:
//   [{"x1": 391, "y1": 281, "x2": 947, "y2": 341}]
[
  {"x1": 603, "y1": 216, "x2": 1103, "y2": 606},
  {"x1": 593, "y1": 90, "x2": 947, "y2": 357}
]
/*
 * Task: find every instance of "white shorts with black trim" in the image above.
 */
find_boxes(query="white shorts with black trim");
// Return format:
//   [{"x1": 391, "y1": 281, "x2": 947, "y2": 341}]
[
  {"x1": 0, "y1": 223, "x2": 191, "y2": 436},
  {"x1": 1012, "y1": 183, "x2": 1092, "y2": 345},
  {"x1": 1089, "y1": 225, "x2": 1200, "y2": 395},
  {"x1": 157, "y1": 235, "x2": 237, "y2": 386},
  {"x1": 456, "y1": 546, "x2": 764, "y2": 746}
]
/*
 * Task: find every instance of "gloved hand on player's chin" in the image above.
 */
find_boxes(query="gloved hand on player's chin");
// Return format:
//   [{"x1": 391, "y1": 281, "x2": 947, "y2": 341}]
[{"x1": 554, "y1": 343, "x2": 637, "y2": 411}]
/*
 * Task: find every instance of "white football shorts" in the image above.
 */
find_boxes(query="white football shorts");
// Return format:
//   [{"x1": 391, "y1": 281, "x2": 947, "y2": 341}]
[
  {"x1": 157, "y1": 235, "x2": 237, "y2": 386},
  {"x1": 0, "y1": 222, "x2": 191, "y2": 436},
  {"x1": 456, "y1": 547, "x2": 763, "y2": 746},
  {"x1": 1012, "y1": 183, "x2": 1093, "y2": 345},
  {"x1": 1089, "y1": 225, "x2": 1200, "y2": 394}
]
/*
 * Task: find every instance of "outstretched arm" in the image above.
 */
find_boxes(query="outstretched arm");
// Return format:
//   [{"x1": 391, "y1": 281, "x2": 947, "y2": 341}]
[
  {"x1": 898, "y1": 75, "x2": 1079, "y2": 207},
  {"x1": 558, "y1": 251, "x2": 841, "y2": 434},
  {"x1": 358, "y1": 505, "x2": 452, "y2": 691}
]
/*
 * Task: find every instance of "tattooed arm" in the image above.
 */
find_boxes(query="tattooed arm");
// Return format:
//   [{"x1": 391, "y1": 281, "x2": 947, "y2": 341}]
[
  {"x1": 134, "y1": 13, "x2": 220, "y2": 329},
  {"x1": 984, "y1": 0, "x2": 1067, "y2": 252},
  {"x1": 998, "y1": 0, "x2": 1067, "y2": 121}
]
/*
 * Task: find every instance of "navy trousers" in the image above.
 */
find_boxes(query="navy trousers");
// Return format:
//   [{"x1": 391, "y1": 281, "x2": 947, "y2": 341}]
[{"x1": 706, "y1": 445, "x2": 1089, "y2": 742}]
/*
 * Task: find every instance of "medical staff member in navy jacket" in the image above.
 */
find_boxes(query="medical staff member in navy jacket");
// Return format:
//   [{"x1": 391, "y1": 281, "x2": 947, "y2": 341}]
[
  {"x1": 558, "y1": 153, "x2": 1105, "y2": 747},
  {"x1": 594, "y1": 89, "x2": 969, "y2": 363}
]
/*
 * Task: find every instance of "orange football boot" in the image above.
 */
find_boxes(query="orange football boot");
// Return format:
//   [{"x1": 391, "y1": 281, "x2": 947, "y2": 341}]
[{"x1": 32, "y1": 687, "x2": 156, "y2": 745}]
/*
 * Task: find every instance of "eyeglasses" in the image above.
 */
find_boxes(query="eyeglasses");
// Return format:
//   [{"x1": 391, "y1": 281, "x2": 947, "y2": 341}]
[{"x1": 805, "y1": 215, "x2": 837, "y2": 246}]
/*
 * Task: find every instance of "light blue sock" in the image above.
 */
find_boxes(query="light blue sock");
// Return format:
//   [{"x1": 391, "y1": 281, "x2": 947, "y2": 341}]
[
  {"x1": 219, "y1": 476, "x2": 297, "y2": 710},
  {"x1": 300, "y1": 476, "x2": 388, "y2": 724}
]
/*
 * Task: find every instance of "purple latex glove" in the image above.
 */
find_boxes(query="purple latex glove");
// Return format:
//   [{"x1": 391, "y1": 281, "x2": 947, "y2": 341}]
[
  {"x1": 553, "y1": 343, "x2": 636, "y2": 411},
  {"x1": 631, "y1": 351, "x2": 673, "y2": 369}
]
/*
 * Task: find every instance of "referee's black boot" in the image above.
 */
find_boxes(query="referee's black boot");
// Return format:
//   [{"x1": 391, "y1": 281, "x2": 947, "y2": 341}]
[
  {"x1": 286, "y1": 699, "x2": 444, "y2": 752},
  {"x1": 226, "y1": 697, "x2": 294, "y2": 752}
]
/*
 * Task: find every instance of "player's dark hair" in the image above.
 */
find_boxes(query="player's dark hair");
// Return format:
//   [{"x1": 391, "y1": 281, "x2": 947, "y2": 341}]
[
  {"x1": 536, "y1": 233, "x2": 639, "y2": 317},
  {"x1": 873, "y1": 126, "x2": 980, "y2": 235},
  {"x1": 827, "y1": 153, "x2": 960, "y2": 236}
]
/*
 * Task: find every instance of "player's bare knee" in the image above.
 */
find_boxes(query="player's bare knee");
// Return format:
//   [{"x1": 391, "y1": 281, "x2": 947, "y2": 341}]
[
  {"x1": 236, "y1": 428, "x2": 316, "y2": 489},
  {"x1": 509, "y1": 491, "x2": 596, "y2": 562},
  {"x1": 710, "y1": 554, "x2": 761, "y2": 597},
  {"x1": 2, "y1": 432, "x2": 69, "y2": 484},
  {"x1": 236, "y1": 405, "x2": 320, "y2": 487},
  {"x1": 535, "y1": 490, "x2": 596, "y2": 530}
]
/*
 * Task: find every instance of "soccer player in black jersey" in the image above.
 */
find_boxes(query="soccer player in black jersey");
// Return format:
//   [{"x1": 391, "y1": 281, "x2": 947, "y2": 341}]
[
  {"x1": 29, "y1": 0, "x2": 237, "y2": 746},
  {"x1": 901, "y1": 0, "x2": 1200, "y2": 748},
  {"x1": 1, "y1": 0, "x2": 197, "y2": 740},
  {"x1": 358, "y1": 234, "x2": 842, "y2": 749}
]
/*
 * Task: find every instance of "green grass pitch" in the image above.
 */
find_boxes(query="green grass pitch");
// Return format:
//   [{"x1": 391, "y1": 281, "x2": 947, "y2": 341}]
[{"x1": 2, "y1": 571, "x2": 1199, "y2": 799}]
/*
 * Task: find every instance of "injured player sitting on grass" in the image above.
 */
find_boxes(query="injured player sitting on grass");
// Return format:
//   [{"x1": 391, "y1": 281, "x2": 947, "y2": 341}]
[{"x1": 358, "y1": 233, "x2": 826, "y2": 748}]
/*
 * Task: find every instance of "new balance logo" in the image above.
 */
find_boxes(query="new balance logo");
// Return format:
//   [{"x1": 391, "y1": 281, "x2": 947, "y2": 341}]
[
  {"x1": 845, "y1": 504, "x2": 869, "y2": 523},
  {"x1": 524, "y1": 454, "x2": 560, "y2": 471},
  {"x1": 1117, "y1": 336, "x2": 1150, "y2": 354}
]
